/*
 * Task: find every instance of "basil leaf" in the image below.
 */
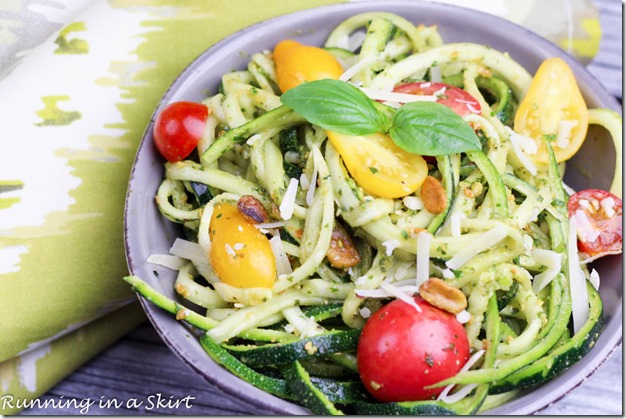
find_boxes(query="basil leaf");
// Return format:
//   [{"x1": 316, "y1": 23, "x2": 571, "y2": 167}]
[
  {"x1": 389, "y1": 101, "x2": 482, "y2": 156},
  {"x1": 280, "y1": 79, "x2": 387, "y2": 135}
]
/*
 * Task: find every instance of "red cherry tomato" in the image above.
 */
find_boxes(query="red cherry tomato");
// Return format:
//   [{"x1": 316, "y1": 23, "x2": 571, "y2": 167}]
[
  {"x1": 357, "y1": 296, "x2": 470, "y2": 402},
  {"x1": 567, "y1": 189, "x2": 622, "y2": 259},
  {"x1": 393, "y1": 82, "x2": 481, "y2": 117},
  {"x1": 153, "y1": 101, "x2": 209, "y2": 162}
]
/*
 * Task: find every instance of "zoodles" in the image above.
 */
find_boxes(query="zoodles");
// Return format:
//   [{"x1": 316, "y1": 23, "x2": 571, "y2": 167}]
[{"x1": 125, "y1": 11, "x2": 622, "y2": 415}]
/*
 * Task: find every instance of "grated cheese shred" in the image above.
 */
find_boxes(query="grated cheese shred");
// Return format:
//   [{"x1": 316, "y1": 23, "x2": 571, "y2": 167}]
[
  {"x1": 437, "y1": 349, "x2": 485, "y2": 403},
  {"x1": 279, "y1": 177, "x2": 299, "y2": 220},
  {"x1": 446, "y1": 226, "x2": 508, "y2": 270},
  {"x1": 416, "y1": 231, "x2": 432, "y2": 287}
]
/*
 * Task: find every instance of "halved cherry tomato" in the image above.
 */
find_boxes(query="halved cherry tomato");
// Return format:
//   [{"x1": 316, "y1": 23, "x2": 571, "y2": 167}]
[
  {"x1": 393, "y1": 82, "x2": 481, "y2": 116},
  {"x1": 153, "y1": 101, "x2": 209, "y2": 162},
  {"x1": 514, "y1": 57, "x2": 588, "y2": 164},
  {"x1": 327, "y1": 131, "x2": 428, "y2": 199},
  {"x1": 567, "y1": 189, "x2": 622, "y2": 259},
  {"x1": 274, "y1": 40, "x2": 344, "y2": 93},
  {"x1": 209, "y1": 203, "x2": 276, "y2": 288},
  {"x1": 357, "y1": 296, "x2": 470, "y2": 402}
]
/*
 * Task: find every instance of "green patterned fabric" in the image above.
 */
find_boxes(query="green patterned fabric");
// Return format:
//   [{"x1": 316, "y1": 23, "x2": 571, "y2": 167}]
[
  {"x1": 0, "y1": 0, "x2": 601, "y2": 414},
  {"x1": 0, "y1": 0, "x2": 341, "y2": 413}
]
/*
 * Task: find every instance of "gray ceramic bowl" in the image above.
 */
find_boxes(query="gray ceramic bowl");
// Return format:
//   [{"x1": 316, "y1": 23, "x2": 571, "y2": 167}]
[{"x1": 124, "y1": 1, "x2": 622, "y2": 415}]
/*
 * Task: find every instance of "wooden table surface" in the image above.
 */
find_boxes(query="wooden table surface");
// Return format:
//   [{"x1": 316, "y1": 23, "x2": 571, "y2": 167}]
[{"x1": 19, "y1": 0, "x2": 622, "y2": 415}]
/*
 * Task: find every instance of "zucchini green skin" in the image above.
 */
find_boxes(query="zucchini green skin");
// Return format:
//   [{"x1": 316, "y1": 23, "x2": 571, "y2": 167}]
[
  {"x1": 123, "y1": 275, "x2": 294, "y2": 342},
  {"x1": 303, "y1": 303, "x2": 345, "y2": 322},
  {"x1": 310, "y1": 377, "x2": 370, "y2": 404},
  {"x1": 444, "y1": 73, "x2": 517, "y2": 126},
  {"x1": 427, "y1": 155, "x2": 455, "y2": 234},
  {"x1": 283, "y1": 361, "x2": 345, "y2": 415},
  {"x1": 475, "y1": 76, "x2": 517, "y2": 126},
  {"x1": 269, "y1": 303, "x2": 344, "y2": 331},
  {"x1": 279, "y1": 127, "x2": 304, "y2": 178},
  {"x1": 352, "y1": 400, "x2": 461, "y2": 415},
  {"x1": 490, "y1": 282, "x2": 604, "y2": 394},
  {"x1": 324, "y1": 46, "x2": 357, "y2": 59},
  {"x1": 279, "y1": 126, "x2": 300, "y2": 153},
  {"x1": 434, "y1": 274, "x2": 571, "y2": 388},
  {"x1": 189, "y1": 181, "x2": 214, "y2": 205},
  {"x1": 496, "y1": 280, "x2": 519, "y2": 311},
  {"x1": 199, "y1": 334, "x2": 294, "y2": 400},
  {"x1": 201, "y1": 105, "x2": 305, "y2": 166},
  {"x1": 465, "y1": 149, "x2": 509, "y2": 219},
  {"x1": 224, "y1": 328, "x2": 361, "y2": 366}
]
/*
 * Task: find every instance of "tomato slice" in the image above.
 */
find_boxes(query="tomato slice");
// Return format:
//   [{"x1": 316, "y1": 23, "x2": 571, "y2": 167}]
[
  {"x1": 209, "y1": 203, "x2": 276, "y2": 288},
  {"x1": 567, "y1": 189, "x2": 622, "y2": 260},
  {"x1": 153, "y1": 101, "x2": 209, "y2": 162},
  {"x1": 274, "y1": 40, "x2": 344, "y2": 93},
  {"x1": 514, "y1": 57, "x2": 588, "y2": 164},
  {"x1": 327, "y1": 131, "x2": 428, "y2": 199},
  {"x1": 393, "y1": 82, "x2": 481, "y2": 116},
  {"x1": 357, "y1": 296, "x2": 470, "y2": 402}
]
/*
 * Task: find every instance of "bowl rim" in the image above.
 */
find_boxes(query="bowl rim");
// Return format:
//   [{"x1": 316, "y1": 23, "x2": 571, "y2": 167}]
[{"x1": 124, "y1": 0, "x2": 623, "y2": 415}]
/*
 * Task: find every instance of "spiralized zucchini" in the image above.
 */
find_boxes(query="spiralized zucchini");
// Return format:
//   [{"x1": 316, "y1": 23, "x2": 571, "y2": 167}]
[{"x1": 137, "y1": 11, "x2": 619, "y2": 415}]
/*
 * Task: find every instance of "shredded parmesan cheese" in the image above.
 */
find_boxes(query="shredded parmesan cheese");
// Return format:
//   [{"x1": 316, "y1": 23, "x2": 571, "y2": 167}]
[
  {"x1": 432, "y1": 86, "x2": 446, "y2": 97},
  {"x1": 446, "y1": 226, "x2": 508, "y2": 270},
  {"x1": 279, "y1": 177, "x2": 299, "y2": 220},
  {"x1": 416, "y1": 231, "x2": 431, "y2": 287},
  {"x1": 382, "y1": 239, "x2": 401, "y2": 256},
  {"x1": 306, "y1": 166, "x2": 318, "y2": 207},
  {"x1": 506, "y1": 127, "x2": 538, "y2": 176},
  {"x1": 588, "y1": 269, "x2": 600, "y2": 290},
  {"x1": 449, "y1": 212, "x2": 465, "y2": 237},
  {"x1": 169, "y1": 238, "x2": 209, "y2": 265},
  {"x1": 359, "y1": 307, "x2": 372, "y2": 319},
  {"x1": 532, "y1": 268, "x2": 560, "y2": 293},
  {"x1": 246, "y1": 134, "x2": 262, "y2": 146},
  {"x1": 380, "y1": 281, "x2": 422, "y2": 312},
  {"x1": 429, "y1": 65, "x2": 442, "y2": 83},
  {"x1": 456, "y1": 310, "x2": 471, "y2": 324},
  {"x1": 299, "y1": 173, "x2": 310, "y2": 190},
  {"x1": 355, "y1": 284, "x2": 420, "y2": 300},
  {"x1": 348, "y1": 30, "x2": 367, "y2": 52},
  {"x1": 531, "y1": 248, "x2": 563, "y2": 271},
  {"x1": 437, "y1": 350, "x2": 485, "y2": 403},
  {"x1": 359, "y1": 87, "x2": 438, "y2": 104},
  {"x1": 254, "y1": 221, "x2": 285, "y2": 230},
  {"x1": 568, "y1": 216, "x2": 590, "y2": 333},
  {"x1": 562, "y1": 182, "x2": 576, "y2": 196},
  {"x1": 573, "y1": 210, "x2": 600, "y2": 243},
  {"x1": 402, "y1": 196, "x2": 424, "y2": 211},
  {"x1": 601, "y1": 197, "x2": 616, "y2": 217},
  {"x1": 147, "y1": 254, "x2": 186, "y2": 270},
  {"x1": 339, "y1": 55, "x2": 377, "y2": 81},
  {"x1": 269, "y1": 235, "x2": 292, "y2": 276},
  {"x1": 578, "y1": 198, "x2": 591, "y2": 210}
]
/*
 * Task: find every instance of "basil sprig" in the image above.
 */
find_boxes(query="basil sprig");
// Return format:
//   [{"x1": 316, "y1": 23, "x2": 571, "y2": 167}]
[{"x1": 280, "y1": 79, "x2": 481, "y2": 156}]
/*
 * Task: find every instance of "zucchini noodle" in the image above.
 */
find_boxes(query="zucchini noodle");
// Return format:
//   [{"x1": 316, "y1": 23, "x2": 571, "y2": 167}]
[{"x1": 138, "y1": 11, "x2": 618, "y2": 415}]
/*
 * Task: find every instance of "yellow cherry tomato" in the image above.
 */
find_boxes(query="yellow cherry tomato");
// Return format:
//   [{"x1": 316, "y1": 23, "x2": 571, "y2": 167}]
[
  {"x1": 514, "y1": 57, "x2": 589, "y2": 164},
  {"x1": 209, "y1": 203, "x2": 276, "y2": 288},
  {"x1": 327, "y1": 131, "x2": 428, "y2": 199},
  {"x1": 274, "y1": 39, "x2": 344, "y2": 93}
]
